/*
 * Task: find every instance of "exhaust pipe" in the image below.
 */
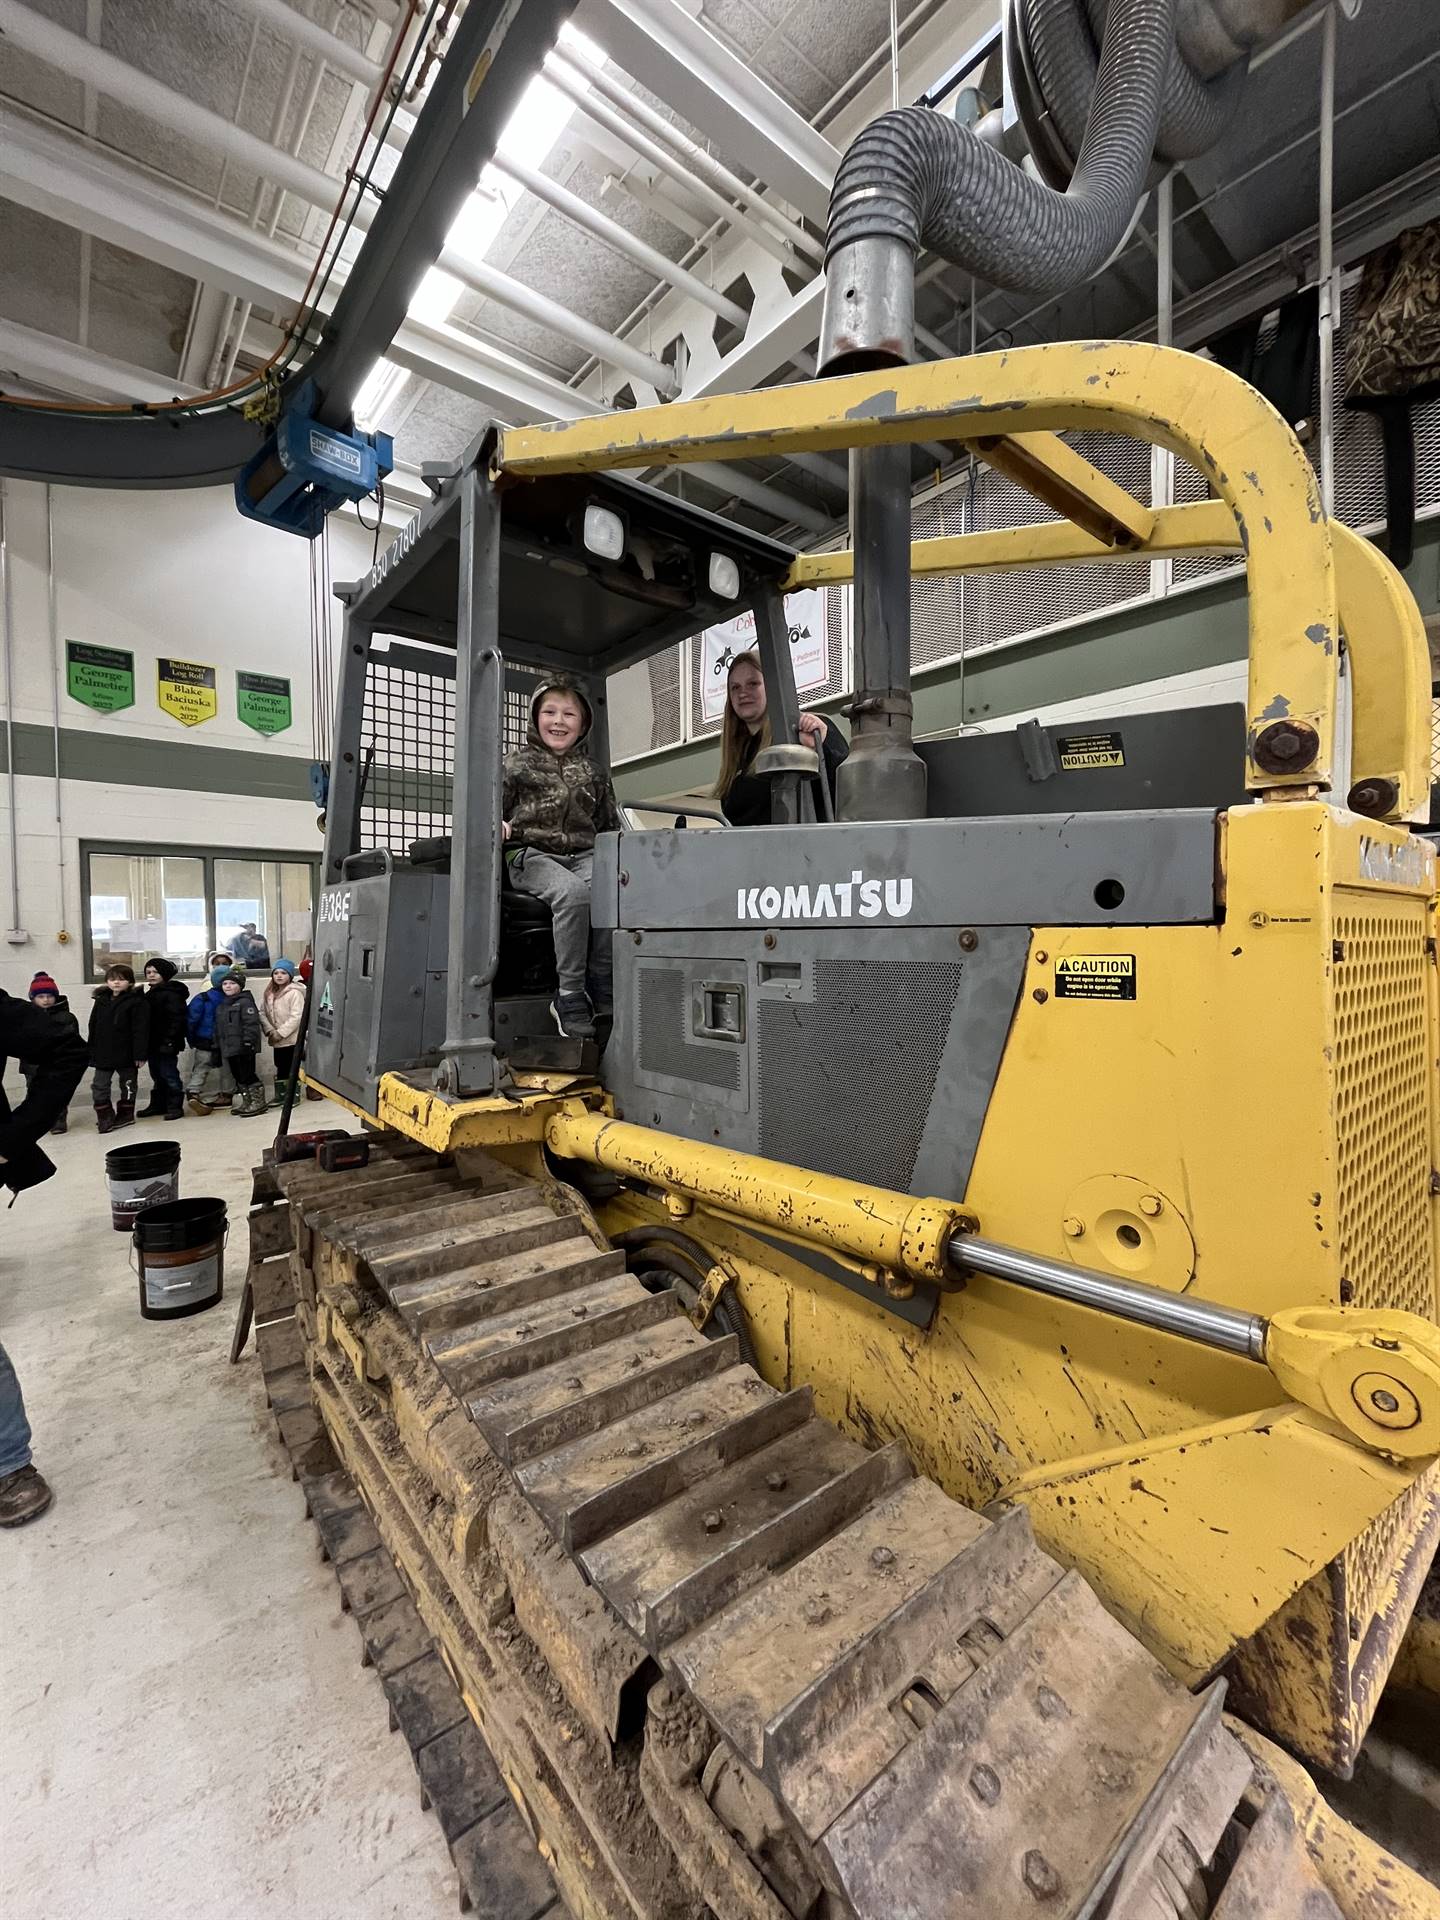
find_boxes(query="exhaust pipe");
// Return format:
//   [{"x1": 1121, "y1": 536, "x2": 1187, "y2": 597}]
[{"x1": 820, "y1": 0, "x2": 1301, "y2": 822}]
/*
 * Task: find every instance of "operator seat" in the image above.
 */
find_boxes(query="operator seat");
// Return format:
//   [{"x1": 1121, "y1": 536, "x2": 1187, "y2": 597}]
[{"x1": 407, "y1": 836, "x2": 557, "y2": 997}]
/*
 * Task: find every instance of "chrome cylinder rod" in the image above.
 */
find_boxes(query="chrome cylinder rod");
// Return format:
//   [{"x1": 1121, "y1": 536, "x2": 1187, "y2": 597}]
[{"x1": 949, "y1": 1234, "x2": 1267, "y2": 1362}]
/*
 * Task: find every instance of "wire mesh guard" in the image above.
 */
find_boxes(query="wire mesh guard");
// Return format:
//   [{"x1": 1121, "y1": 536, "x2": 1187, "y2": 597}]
[{"x1": 359, "y1": 648, "x2": 535, "y2": 854}]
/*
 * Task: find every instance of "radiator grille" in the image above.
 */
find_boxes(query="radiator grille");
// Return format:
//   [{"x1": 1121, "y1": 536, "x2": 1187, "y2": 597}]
[
  {"x1": 637, "y1": 968, "x2": 742, "y2": 1092},
  {"x1": 757, "y1": 960, "x2": 963, "y2": 1190},
  {"x1": 1331, "y1": 892, "x2": 1434, "y2": 1319},
  {"x1": 1331, "y1": 889, "x2": 1438, "y2": 1727}
]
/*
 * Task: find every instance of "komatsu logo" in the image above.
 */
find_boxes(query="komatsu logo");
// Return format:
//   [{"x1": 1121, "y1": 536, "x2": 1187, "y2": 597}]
[
  {"x1": 1358, "y1": 835, "x2": 1431, "y2": 888},
  {"x1": 736, "y1": 872, "x2": 914, "y2": 922}
]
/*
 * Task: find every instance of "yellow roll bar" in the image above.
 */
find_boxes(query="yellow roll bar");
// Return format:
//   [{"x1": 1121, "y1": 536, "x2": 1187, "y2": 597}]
[
  {"x1": 787, "y1": 504, "x2": 1431, "y2": 823},
  {"x1": 499, "y1": 343, "x2": 1430, "y2": 816}
]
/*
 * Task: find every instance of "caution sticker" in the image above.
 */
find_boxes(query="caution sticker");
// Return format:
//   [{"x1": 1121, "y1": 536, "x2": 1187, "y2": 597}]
[
  {"x1": 1056, "y1": 730, "x2": 1125, "y2": 770},
  {"x1": 1055, "y1": 954, "x2": 1136, "y2": 1000}
]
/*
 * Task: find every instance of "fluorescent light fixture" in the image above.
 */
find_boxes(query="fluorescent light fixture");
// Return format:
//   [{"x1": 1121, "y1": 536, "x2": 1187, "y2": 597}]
[
  {"x1": 708, "y1": 552, "x2": 741, "y2": 600},
  {"x1": 583, "y1": 504, "x2": 626, "y2": 560},
  {"x1": 354, "y1": 356, "x2": 410, "y2": 431},
  {"x1": 407, "y1": 23, "x2": 607, "y2": 311}
]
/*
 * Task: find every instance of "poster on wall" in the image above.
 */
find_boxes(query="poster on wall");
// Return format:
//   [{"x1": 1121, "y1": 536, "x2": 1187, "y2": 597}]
[
  {"x1": 111, "y1": 917, "x2": 166, "y2": 952},
  {"x1": 66, "y1": 641, "x2": 135, "y2": 714},
  {"x1": 157, "y1": 656, "x2": 217, "y2": 728},
  {"x1": 696, "y1": 589, "x2": 829, "y2": 726},
  {"x1": 236, "y1": 670, "x2": 293, "y2": 736}
]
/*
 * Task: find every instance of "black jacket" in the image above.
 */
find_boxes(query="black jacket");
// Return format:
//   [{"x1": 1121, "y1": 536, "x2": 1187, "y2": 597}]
[
  {"x1": 88, "y1": 985, "x2": 150, "y2": 1070},
  {"x1": 145, "y1": 978, "x2": 190, "y2": 1055},
  {"x1": 215, "y1": 989, "x2": 262, "y2": 1057},
  {"x1": 721, "y1": 715, "x2": 849, "y2": 827},
  {"x1": 18, "y1": 995, "x2": 80, "y2": 1072},
  {"x1": 0, "y1": 990, "x2": 90, "y2": 1193}
]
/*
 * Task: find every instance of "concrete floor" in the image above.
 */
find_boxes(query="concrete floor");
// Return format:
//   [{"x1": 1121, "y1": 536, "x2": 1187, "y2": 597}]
[{"x1": 1, "y1": 1104, "x2": 459, "y2": 1919}]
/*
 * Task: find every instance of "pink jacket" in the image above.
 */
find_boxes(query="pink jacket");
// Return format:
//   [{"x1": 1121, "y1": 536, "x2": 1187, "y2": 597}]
[{"x1": 260, "y1": 977, "x2": 307, "y2": 1046}]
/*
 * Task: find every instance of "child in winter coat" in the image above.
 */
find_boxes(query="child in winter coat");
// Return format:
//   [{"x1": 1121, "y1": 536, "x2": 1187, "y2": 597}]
[
  {"x1": 138, "y1": 957, "x2": 189, "y2": 1121},
  {"x1": 259, "y1": 959, "x2": 306, "y2": 1099},
  {"x1": 185, "y1": 965, "x2": 233, "y2": 1114},
  {"x1": 215, "y1": 968, "x2": 266, "y2": 1118},
  {"x1": 502, "y1": 675, "x2": 620, "y2": 1041},
  {"x1": 87, "y1": 964, "x2": 149, "y2": 1133},
  {"x1": 18, "y1": 972, "x2": 81, "y2": 1135}
]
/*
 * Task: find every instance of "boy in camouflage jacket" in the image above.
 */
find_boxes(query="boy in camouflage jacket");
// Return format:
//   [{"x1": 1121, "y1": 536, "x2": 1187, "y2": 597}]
[{"x1": 503, "y1": 675, "x2": 620, "y2": 1040}]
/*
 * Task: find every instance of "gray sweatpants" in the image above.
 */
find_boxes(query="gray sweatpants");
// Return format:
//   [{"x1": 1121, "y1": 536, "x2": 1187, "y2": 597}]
[{"x1": 508, "y1": 848, "x2": 613, "y2": 999}]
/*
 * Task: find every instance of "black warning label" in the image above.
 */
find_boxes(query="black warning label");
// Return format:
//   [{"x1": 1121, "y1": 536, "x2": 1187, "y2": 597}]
[
  {"x1": 1056, "y1": 729, "x2": 1125, "y2": 770},
  {"x1": 1055, "y1": 954, "x2": 1136, "y2": 1000}
]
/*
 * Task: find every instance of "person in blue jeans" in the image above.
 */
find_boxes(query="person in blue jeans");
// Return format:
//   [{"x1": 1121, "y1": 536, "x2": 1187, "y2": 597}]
[{"x1": 0, "y1": 982, "x2": 90, "y2": 1526}]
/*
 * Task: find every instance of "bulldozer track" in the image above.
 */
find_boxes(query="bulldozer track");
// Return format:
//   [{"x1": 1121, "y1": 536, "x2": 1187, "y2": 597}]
[
  {"x1": 257, "y1": 1137, "x2": 1371, "y2": 1920},
  {"x1": 251, "y1": 1281, "x2": 561, "y2": 1918}
]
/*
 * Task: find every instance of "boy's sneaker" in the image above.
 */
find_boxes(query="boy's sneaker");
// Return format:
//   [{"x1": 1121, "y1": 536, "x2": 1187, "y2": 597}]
[
  {"x1": 551, "y1": 991, "x2": 596, "y2": 1041},
  {"x1": 0, "y1": 1463, "x2": 53, "y2": 1527}
]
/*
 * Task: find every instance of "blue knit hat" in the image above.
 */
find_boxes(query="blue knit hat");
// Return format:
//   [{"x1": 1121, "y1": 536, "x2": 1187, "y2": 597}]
[
  {"x1": 271, "y1": 957, "x2": 298, "y2": 979},
  {"x1": 210, "y1": 965, "x2": 233, "y2": 988}
]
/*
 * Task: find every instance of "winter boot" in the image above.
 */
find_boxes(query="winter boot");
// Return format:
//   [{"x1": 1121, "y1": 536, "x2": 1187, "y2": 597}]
[
  {"x1": 164, "y1": 1098, "x2": 185, "y2": 1122},
  {"x1": 49, "y1": 1114, "x2": 67, "y2": 1136},
  {"x1": 229, "y1": 1087, "x2": 249, "y2": 1116},
  {"x1": 137, "y1": 1095, "x2": 166, "y2": 1119},
  {"x1": 0, "y1": 1463, "x2": 52, "y2": 1527},
  {"x1": 551, "y1": 990, "x2": 596, "y2": 1041},
  {"x1": 112, "y1": 1100, "x2": 136, "y2": 1132},
  {"x1": 94, "y1": 1103, "x2": 116, "y2": 1134}
]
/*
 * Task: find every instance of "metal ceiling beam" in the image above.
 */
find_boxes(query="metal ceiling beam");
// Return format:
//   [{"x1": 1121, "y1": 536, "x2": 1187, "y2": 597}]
[
  {"x1": 493, "y1": 154, "x2": 749, "y2": 327},
  {"x1": 0, "y1": 133, "x2": 599, "y2": 423},
  {"x1": 574, "y1": 0, "x2": 838, "y2": 223},
  {"x1": 0, "y1": 126, "x2": 822, "y2": 523},
  {"x1": 550, "y1": 46, "x2": 821, "y2": 263},
  {"x1": 0, "y1": 0, "x2": 344, "y2": 212},
  {"x1": 685, "y1": 462, "x2": 830, "y2": 535},
  {"x1": 220, "y1": 0, "x2": 383, "y2": 89},
  {"x1": 0, "y1": 318, "x2": 199, "y2": 405},
  {"x1": 0, "y1": 7, "x2": 670, "y2": 407},
  {"x1": 311, "y1": 0, "x2": 577, "y2": 425}
]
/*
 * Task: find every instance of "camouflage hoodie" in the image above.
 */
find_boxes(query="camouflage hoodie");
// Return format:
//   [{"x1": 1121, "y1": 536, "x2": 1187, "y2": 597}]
[{"x1": 502, "y1": 676, "x2": 621, "y2": 857}]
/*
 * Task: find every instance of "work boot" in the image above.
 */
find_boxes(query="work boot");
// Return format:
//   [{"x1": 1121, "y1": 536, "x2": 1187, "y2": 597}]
[
  {"x1": 94, "y1": 1103, "x2": 116, "y2": 1134},
  {"x1": 112, "y1": 1101, "x2": 136, "y2": 1131},
  {"x1": 551, "y1": 991, "x2": 596, "y2": 1041},
  {"x1": 137, "y1": 1096, "x2": 166, "y2": 1119},
  {"x1": 0, "y1": 1463, "x2": 53, "y2": 1527}
]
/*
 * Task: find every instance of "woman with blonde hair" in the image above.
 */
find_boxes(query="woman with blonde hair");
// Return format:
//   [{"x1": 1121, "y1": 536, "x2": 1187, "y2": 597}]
[{"x1": 714, "y1": 651, "x2": 847, "y2": 826}]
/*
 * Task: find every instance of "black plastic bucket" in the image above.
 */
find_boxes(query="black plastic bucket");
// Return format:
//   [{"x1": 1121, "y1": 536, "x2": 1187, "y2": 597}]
[
  {"x1": 105, "y1": 1139, "x2": 181, "y2": 1233},
  {"x1": 133, "y1": 1197, "x2": 227, "y2": 1321}
]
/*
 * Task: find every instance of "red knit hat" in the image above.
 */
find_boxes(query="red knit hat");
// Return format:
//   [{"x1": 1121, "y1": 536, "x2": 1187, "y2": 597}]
[{"x1": 28, "y1": 971, "x2": 59, "y2": 999}]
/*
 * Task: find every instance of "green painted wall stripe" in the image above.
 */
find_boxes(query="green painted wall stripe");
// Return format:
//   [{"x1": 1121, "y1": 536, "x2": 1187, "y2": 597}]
[{"x1": 0, "y1": 722, "x2": 313, "y2": 802}]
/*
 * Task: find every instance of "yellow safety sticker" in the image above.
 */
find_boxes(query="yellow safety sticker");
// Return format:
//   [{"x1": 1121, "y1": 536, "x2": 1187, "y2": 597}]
[
  {"x1": 1055, "y1": 954, "x2": 1136, "y2": 1000},
  {"x1": 1056, "y1": 730, "x2": 1125, "y2": 770}
]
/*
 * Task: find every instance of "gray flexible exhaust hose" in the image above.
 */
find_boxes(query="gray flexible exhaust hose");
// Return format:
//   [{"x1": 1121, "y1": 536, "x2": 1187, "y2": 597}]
[{"x1": 820, "y1": 0, "x2": 1173, "y2": 368}]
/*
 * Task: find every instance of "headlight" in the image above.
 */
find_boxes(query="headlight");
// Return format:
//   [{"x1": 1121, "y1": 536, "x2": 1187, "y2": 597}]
[
  {"x1": 583, "y1": 504, "x2": 626, "y2": 560},
  {"x1": 708, "y1": 551, "x2": 741, "y2": 600}
]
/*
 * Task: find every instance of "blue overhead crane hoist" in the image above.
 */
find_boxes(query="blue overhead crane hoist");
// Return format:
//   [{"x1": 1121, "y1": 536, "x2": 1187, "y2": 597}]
[{"x1": 234, "y1": 381, "x2": 393, "y2": 539}]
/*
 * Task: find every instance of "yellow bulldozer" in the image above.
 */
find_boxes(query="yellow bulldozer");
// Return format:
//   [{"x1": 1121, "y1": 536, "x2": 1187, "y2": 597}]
[{"x1": 248, "y1": 341, "x2": 1440, "y2": 1918}]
